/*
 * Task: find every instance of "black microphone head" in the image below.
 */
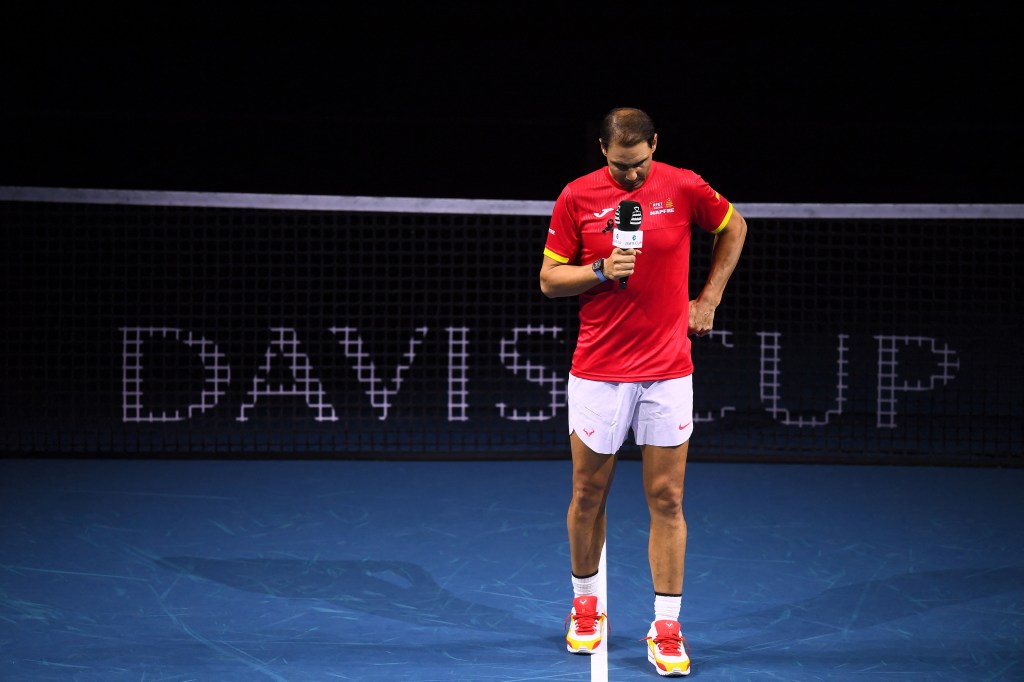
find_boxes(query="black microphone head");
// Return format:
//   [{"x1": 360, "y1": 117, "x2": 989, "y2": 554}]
[{"x1": 615, "y1": 200, "x2": 643, "y2": 231}]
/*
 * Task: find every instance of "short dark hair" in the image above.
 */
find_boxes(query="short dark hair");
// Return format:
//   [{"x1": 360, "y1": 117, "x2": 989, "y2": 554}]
[{"x1": 599, "y1": 107, "x2": 656, "y2": 149}]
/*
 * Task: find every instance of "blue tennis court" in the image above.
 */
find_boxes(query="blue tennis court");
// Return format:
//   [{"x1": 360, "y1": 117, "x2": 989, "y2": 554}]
[{"x1": 1, "y1": 457, "x2": 1020, "y2": 680}]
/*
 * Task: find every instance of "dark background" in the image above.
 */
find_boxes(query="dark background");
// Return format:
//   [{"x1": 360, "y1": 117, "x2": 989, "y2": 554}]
[
  {"x1": 2, "y1": 7, "x2": 1020, "y2": 204},
  {"x1": 2, "y1": 7, "x2": 1022, "y2": 464}
]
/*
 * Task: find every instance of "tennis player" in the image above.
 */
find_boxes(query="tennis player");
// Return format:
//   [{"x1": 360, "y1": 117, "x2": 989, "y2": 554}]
[{"x1": 539, "y1": 107, "x2": 747, "y2": 676}]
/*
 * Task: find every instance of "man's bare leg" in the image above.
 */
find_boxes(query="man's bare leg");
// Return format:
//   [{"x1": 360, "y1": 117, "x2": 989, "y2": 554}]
[
  {"x1": 641, "y1": 441, "x2": 689, "y2": 593},
  {"x1": 567, "y1": 431, "x2": 617, "y2": 577}
]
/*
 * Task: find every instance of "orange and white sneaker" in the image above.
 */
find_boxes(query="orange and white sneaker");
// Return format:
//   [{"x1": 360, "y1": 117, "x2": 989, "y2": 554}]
[
  {"x1": 645, "y1": 619, "x2": 691, "y2": 676},
  {"x1": 564, "y1": 596, "x2": 607, "y2": 654}
]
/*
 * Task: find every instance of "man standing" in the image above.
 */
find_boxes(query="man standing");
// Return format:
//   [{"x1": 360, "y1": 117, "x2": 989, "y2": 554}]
[{"x1": 539, "y1": 107, "x2": 747, "y2": 676}]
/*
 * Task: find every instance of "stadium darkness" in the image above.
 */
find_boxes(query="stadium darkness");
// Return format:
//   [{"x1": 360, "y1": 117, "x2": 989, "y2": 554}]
[{"x1": 3, "y1": 8, "x2": 1019, "y2": 205}]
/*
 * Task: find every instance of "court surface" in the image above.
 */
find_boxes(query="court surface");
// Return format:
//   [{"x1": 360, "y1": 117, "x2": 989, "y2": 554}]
[{"x1": 1, "y1": 457, "x2": 1021, "y2": 681}]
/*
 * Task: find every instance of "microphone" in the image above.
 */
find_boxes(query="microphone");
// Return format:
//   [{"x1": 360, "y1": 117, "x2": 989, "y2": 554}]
[{"x1": 612, "y1": 200, "x2": 643, "y2": 289}]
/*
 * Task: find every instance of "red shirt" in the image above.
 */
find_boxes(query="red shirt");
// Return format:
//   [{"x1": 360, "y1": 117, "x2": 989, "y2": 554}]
[{"x1": 543, "y1": 161, "x2": 733, "y2": 381}]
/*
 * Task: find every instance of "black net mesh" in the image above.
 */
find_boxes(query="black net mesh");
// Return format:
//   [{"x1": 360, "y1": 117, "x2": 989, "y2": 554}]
[{"x1": 1, "y1": 197, "x2": 1020, "y2": 465}]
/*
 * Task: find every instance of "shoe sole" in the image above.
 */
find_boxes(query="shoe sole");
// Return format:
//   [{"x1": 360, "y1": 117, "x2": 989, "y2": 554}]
[
  {"x1": 566, "y1": 630, "x2": 604, "y2": 654},
  {"x1": 647, "y1": 649, "x2": 690, "y2": 676},
  {"x1": 567, "y1": 644, "x2": 600, "y2": 655}
]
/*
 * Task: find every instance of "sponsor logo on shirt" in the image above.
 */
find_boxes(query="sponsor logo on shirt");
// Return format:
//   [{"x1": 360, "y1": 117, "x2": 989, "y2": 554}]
[{"x1": 648, "y1": 198, "x2": 676, "y2": 216}]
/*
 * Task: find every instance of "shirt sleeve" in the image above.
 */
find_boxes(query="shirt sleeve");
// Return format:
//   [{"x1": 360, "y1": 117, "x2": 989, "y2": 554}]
[
  {"x1": 542, "y1": 185, "x2": 581, "y2": 264},
  {"x1": 691, "y1": 175, "x2": 733, "y2": 234}
]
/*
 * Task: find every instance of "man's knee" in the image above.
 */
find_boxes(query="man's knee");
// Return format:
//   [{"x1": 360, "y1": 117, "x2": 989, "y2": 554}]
[
  {"x1": 646, "y1": 483, "x2": 684, "y2": 517},
  {"x1": 572, "y1": 477, "x2": 609, "y2": 511}
]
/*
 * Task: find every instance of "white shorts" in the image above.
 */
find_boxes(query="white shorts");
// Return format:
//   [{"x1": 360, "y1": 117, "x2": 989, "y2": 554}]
[{"x1": 567, "y1": 374, "x2": 694, "y2": 455}]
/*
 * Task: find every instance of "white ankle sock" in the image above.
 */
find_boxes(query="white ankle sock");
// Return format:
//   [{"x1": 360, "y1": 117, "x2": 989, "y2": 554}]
[
  {"x1": 572, "y1": 571, "x2": 601, "y2": 611},
  {"x1": 654, "y1": 593, "x2": 682, "y2": 622}
]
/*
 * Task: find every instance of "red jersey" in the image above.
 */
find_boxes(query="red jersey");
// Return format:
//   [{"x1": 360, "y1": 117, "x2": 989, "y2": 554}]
[{"x1": 543, "y1": 161, "x2": 734, "y2": 382}]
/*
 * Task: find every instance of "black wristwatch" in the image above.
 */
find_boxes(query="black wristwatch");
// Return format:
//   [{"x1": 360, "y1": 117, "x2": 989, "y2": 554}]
[{"x1": 592, "y1": 258, "x2": 608, "y2": 282}]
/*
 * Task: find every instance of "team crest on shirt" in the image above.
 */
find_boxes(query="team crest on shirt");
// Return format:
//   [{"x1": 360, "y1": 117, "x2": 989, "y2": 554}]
[{"x1": 649, "y1": 198, "x2": 676, "y2": 216}]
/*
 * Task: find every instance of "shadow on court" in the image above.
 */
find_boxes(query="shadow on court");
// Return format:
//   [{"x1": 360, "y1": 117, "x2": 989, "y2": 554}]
[{"x1": 157, "y1": 555, "x2": 540, "y2": 635}]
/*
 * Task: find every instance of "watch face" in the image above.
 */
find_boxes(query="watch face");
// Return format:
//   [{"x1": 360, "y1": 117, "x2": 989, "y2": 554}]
[{"x1": 593, "y1": 259, "x2": 603, "y2": 271}]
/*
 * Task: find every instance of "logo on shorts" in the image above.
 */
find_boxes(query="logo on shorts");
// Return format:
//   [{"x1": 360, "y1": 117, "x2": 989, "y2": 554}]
[
  {"x1": 678, "y1": 422, "x2": 691, "y2": 431},
  {"x1": 583, "y1": 427, "x2": 595, "y2": 437}
]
